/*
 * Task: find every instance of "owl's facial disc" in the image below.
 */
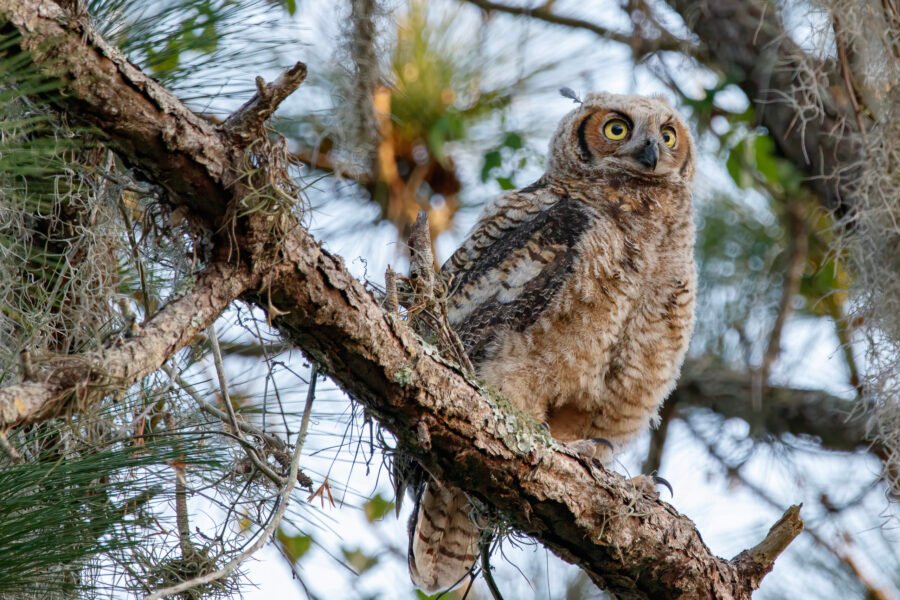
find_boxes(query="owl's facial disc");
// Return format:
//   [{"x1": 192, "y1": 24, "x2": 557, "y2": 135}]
[{"x1": 549, "y1": 93, "x2": 695, "y2": 184}]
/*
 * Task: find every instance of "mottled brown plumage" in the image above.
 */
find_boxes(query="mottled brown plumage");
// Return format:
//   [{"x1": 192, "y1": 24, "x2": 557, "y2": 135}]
[{"x1": 408, "y1": 91, "x2": 697, "y2": 592}]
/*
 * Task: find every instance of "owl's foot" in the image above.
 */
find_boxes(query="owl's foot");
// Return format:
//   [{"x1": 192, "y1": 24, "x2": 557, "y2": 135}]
[
  {"x1": 628, "y1": 474, "x2": 674, "y2": 498},
  {"x1": 564, "y1": 437, "x2": 615, "y2": 466}
]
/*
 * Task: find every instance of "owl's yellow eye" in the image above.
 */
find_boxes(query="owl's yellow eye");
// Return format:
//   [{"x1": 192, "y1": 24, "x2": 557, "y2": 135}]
[
  {"x1": 661, "y1": 126, "x2": 677, "y2": 148},
  {"x1": 603, "y1": 119, "x2": 629, "y2": 141}
]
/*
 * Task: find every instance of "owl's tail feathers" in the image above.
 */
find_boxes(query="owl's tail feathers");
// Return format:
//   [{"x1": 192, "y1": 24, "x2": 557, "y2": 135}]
[{"x1": 408, "y1": 480, "x2": 480, "y2": 593}]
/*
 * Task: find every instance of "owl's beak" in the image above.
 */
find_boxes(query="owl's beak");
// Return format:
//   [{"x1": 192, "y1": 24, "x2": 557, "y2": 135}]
[{"x1": 634, "y1": 139, "x2": 659, "y2": 170}]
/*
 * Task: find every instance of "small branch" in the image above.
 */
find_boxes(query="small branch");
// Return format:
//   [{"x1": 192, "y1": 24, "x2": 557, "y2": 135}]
[
  {"x1": 144, "y1": 393, "x2": 308, "y2": 600},
  {"x1": 383, "y1": 265, "x2": 399, "y2": 315},
  {"x1": 166, "y1": 367, "x2": 287, "y2": 452},
  {"x1": 675, "y1": 362, "x2": 873, "y2": 454},
  {"x1": 168, "y1": 361, "x2": 286, "y2": 488},
  {"x1": 457, "y1": 0, "x2": 693, "y2": 55},
  {"x1": 0, "y1": 262, "x2": 257, "y2": 428},
  {"x1": 732, "y1": 505, "x2": 804, "y2": 585},
  {"x1": 222, "y1": 62, "x2": 308, "y2": 142},
  {"x1": 479, "y1": 537, "x2": 505, "y2": 600},
  {"x1": 207, "y1": 324, "x2": 242, "y2": 434},
  {"x1": 164, "y1": 412, "x2": 195, "y2": 559},
  {"x1": 291, "y1": 146, "x2": 374, "y2": 186},
  {"x1": 296, "y1": 363, "x2": 318, "y2": 458},
  {"x1": 407, "y1": 211, "x2": 475, "y2": 374}
]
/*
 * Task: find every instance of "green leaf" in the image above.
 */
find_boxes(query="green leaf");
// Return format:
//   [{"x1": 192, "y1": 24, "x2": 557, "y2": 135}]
[
  {"x1": 341, "y1": 547, "x2": 379, "y2": 574},
  {"x1": 146, "y1": 40, "x2": 181, "y2": 74},
  {"x1": 283, "y1": 0, "x2": 298, "y2": 15},
  {"x1": 276, "y1": 529, "x2": 313, "y2": 563},
  {"x1": 496, "y1": 176, "x2": 515, "y2": 190},
  {"x1": 726, "y1": 139, "x2": 750, "y2": 188},
  {"x1": 481, "y1": 150, "x2": 502, "y2": 182},
  {"x1": 363, "y1": 493, "x2": 395, "y2": 522},
  {"x1": 752, "y1": 134, "x2": 780, "y2": 185},
  {"x1": 503, "y1": 131, "x2": 523, "y2": 150}
]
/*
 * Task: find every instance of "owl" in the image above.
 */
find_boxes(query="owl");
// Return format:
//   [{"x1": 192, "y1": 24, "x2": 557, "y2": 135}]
[{"x1": 407, "y1": 91, "x2": 697, "y2": 592}]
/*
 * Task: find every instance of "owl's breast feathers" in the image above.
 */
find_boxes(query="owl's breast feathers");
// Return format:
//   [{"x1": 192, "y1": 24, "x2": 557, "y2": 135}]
[{"x1": 442, "y1": 186, "x2": 594, "y2": 364}]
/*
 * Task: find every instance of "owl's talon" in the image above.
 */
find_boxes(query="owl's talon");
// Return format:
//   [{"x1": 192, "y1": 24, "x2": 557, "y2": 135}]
[
  {"x1": 590, "y1": 438, "x2": 614, "y2": 452},
  {"x1": 627, "y1": 474, "x2": 673, "y2": 498},
  {"x1": 565, "y1": 438, "x2": 615, "y2": 465},
  {"x1": 653, "y1": 475, "x2": 674, "y2": 498}
]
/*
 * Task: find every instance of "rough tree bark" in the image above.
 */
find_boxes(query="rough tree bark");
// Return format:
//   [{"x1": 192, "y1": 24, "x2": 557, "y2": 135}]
[
  {"x1": 0, "y1": 262, "x2": 257, "y2": 427},
  {"x1": 0, "y1": 1, "x2": 807, "y2": 597}
]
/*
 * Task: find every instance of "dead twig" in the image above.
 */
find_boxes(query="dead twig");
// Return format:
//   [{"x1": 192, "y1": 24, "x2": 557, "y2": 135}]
[
  {"x1": 222, "y1": 62, "x2": 308, "y2": 142},
  {"x1": 143, "y1": 393, "x2": 309, "y2": 599}
]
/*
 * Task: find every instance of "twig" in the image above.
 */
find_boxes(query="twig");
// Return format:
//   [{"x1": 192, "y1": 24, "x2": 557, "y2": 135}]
[
  {"x1": 296, "y1": 363, "x2": 318, "y2": 458},
  {"x1": 222, "y1": 62, "x2": 308, "y2": 142},
  {"x1": 208, "y1": 324, "x2": 281, "y2": 478},
  {"x1": 143, "y1": 372, "x2": 312, "y2": 599},
  {"x1": 383, "y1": 265, "x2": 399, "y2": 315},
  {"x1": 479, "y1": 537, "x2": 505, "y2": 600},
  {"x1": 290, "y1": 146, "x2": 374, "y2": 186},
  {"x1": 208, "y1": 325, "x2": 282, "y2": 483},
  {"x1": 207, "y1": 325, "x2": 241, "y2": 433},
  {"x1": 166, "y1": 366, "x2": 285, "y2": 452},
  {"x1": 457, "y1": 0, "x2": 692, "y2": 55},
  {"x1": 408, "y1": 211, "x2": 475, "y2": 374},
  {"x1": 164, "y1": 412, "x2": 195, "y2": 559},
  {"x1": 166, "y1": 364, "x2": 286, "y2": 487}
]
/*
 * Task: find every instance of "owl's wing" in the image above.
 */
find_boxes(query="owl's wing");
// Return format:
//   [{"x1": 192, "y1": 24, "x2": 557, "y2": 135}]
[{"x1": 442, "y1": 186, "x2": 594, "y2": 364}]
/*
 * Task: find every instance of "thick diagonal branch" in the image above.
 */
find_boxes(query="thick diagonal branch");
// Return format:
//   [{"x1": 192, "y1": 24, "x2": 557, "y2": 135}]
[{"x1": 0, "y1": 2, "x2": 801, "y2": 597}]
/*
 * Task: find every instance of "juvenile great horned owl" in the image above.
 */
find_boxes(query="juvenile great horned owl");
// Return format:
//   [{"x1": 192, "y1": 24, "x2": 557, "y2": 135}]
[{"x1": 408, "y1": 91, "x2": 697, "y2": 592}]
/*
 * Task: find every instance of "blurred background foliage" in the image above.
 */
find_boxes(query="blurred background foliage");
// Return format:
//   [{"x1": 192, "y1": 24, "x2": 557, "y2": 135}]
[{"x1": 0, "y1": 0, "x2": 897, "y2": 599}]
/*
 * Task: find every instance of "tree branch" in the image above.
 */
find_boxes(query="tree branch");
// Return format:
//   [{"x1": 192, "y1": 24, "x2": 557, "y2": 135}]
[
  {"x1": 459, "y1": 0, "x2": 866, "y2": 214},
  {"x1": 661, "y1": 0, "x2": 863, "y2": 214},
  {"x1": 144, "y1": 381, "x2": 309, "y2": 600},
  {"x1": 0, "y1": 262, "x2": 257, "y2": 428},
  {"x1": 676, "y1": 362, "x2": 871, "y2": 454},
  {"x1": 457, "y1": 0, "x2": 694, "y2": 56},
  {"x1": 0, "y1": 2, "x2": 801, "y2": 596},
  {"x1": 223, "y1": 62, "x2": 308, "y2": 143}
]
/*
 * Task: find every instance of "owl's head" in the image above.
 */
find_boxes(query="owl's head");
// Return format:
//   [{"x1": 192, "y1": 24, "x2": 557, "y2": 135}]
[{"x1": 547, "y1": 91, "x2": 695, "y2": 186}]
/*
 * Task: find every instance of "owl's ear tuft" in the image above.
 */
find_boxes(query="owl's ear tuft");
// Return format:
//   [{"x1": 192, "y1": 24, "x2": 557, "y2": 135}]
[{"x1": 559, "y1": 87, "x2": 582, "y2": 104}]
